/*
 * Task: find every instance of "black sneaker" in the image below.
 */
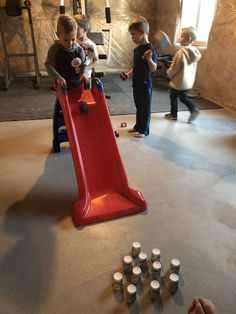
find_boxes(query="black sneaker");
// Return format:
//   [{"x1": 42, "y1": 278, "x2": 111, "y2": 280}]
[
  {"x1": 164, "y1": 113, "x2": 177, "y2": 120},
  {"x1": 188, "y1": 110, "x2": 200, "y2": 123}
]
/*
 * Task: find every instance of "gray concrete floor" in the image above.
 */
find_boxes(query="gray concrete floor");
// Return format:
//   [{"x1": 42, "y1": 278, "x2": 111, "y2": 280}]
[{"x1": 0, "y1": 109, "x2": 236, "y2": 314}]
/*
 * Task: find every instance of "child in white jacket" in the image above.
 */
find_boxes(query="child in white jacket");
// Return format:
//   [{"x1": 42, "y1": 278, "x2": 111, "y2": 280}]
[{"x1": 165, "y1": 27, "x2": 201, "y2": 123}]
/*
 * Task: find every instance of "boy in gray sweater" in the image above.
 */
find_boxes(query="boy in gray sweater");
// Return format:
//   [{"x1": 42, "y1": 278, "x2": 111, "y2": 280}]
[
  {"x1": 165, "y1": 26, "x2": 201, "y2": 123},
  {"x1": 45, "y1": 14, "x2": 88, "y2": 90}
]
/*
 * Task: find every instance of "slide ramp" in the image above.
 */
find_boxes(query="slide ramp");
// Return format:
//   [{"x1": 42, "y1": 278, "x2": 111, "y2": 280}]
[{"x1": 57, "y1": 78, "x2": 147, "y2": 226}]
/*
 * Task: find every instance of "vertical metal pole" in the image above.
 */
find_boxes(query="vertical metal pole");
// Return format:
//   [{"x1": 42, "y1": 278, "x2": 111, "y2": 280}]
[
  {"x1": 72, "y1": 0, "x2": 77, "y2": 15},
  {"x1": 25, "y1": 0, "x2": 41, "y2": 88},
  {"x1": 72, "y1": 0, "x2": 87, "y2": 15},
  {"x1": 81, "y1": 0, "x2": 86, "y2": 14},
  {"x1": 59, "y1": 0, "x2": 65, "y2": 14},
  {"x1": 105, "y1": 0, "x2": 111, "y2": 23},
  {"x1": 0, "y1": 9, "x2": 11, "y2": 89}
]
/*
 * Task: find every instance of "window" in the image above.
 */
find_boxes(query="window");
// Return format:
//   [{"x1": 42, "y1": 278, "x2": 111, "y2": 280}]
[{"x1": 178, "y1": 0, "x2": 217, "y2": 45}]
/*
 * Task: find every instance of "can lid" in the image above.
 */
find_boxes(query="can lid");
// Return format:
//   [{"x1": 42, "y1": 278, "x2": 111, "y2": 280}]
[
  {"x1": 150, "y1": 280, "x2": 160, "y2": 290},
  {"x1": 127, "y1": 284, "x2": 137, "y2": 294},
  {"x1": 132, "y1": 266, "x2": 141, "y2": 275},
  {"x1": 71, "y1": 57, "x2": 82, "y2": 67},
  {"x1": 153, "y1": 261, "x2": 162, "y2": 270},
  {"x1": 132, "y1": 241, "x2": 141, "y2": 249},
  {"x1": 113, "y1": 272, "x2": 123, "y2": 282},
  {"x1": 169, "y1": 273, "x2": 179, "y2": 282},
  {"x1": 152, "y1": 248, "x2": 161, "y2": 256},
  {"x1": 124, "y1": 255, "x2": 133, "y2": 264},
  {"x1": 171, "y1": 258, "x2": 180, "y2": 267},
  {"x1": 138, "y1": 252, "x2": 147, "y2": 261}
]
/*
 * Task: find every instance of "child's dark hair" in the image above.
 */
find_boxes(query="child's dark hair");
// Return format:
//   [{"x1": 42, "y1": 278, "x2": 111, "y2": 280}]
[
  {"x1": 128, "y1": 16, "x2": 149, "y2": 34},
  {"x1": 74, "y1": 14, "x2": 91, "y2": 32},
  {"x1": 57, "y1": 14, "x2": 77, "y2": 34}
]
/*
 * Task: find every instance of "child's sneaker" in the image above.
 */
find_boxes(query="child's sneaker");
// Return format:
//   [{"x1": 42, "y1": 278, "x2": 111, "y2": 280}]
[
  {"x1": 134, "y1": 133, "x2": 145, "y2": 138},
  {"x1": 164, "y1": 113, "x2": 177, "y2": 120},
  {"x1": 188, "y1": 109, "x2": 200, "y2": 123}
]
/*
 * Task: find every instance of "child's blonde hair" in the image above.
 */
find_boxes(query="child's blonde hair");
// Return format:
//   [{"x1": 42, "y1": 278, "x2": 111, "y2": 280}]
[
  {"x1": 181, "y1": 26, "x2": 197, "y2": 42},
  {"x1": 128, "y1": 16, "x2": 149, "y2": 35},
  {"x1": 74, "y1": 14, "x2": 91, "y2": 32},
  {"x1": 57, "y1": 14, "x2": 77, "y2": 34}
]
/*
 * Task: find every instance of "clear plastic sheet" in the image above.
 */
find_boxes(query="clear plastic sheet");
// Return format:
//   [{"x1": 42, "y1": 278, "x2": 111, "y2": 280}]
[
  {"x1": 0, "y1": 0, "x2": 158, "y2": 73},
  {"x1": 0, "y1": 0, "x2": 235, "y2": 110},
  {"x1": 194, "y1": 0, "x2": 236, "y2": 110}
]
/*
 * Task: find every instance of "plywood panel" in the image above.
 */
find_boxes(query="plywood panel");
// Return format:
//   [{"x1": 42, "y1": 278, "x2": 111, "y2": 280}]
[{"x1": 194, "y1": 0, "x2": 236, "y2": 110}]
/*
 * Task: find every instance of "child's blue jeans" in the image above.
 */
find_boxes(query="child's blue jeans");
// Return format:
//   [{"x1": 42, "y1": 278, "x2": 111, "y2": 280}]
[
  {"x1": 133, "y1": 87, "x2": 152, "y2": 135},
  {"x1": 169, "y1": 88, "x2": 197, "y2": 118}
]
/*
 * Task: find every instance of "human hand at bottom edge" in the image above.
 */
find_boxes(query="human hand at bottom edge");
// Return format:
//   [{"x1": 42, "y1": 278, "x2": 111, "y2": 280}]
[{"x1": 188, "y1": 297, "x2": 217, "y2": 314}]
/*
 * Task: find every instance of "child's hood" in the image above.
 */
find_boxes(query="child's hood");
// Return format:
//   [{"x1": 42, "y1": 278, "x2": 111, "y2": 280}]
[{"x1": 182, "y1": 46, "x2": 201, "y2": 64}]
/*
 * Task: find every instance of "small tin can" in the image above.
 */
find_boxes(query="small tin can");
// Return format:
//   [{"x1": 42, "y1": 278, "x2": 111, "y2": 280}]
[
  {"x1": 126, "y1": 284, "x2": 137, "y2": 304},
  {"x1": 151, "y1": 261, "x2": 162, "y2": 280},
  {"x1": 71, "y1": 57, "x2": 82, "y2": 67},
  {"x1": 112, "y1": 272, "x2": 123, "y2": 291},
  {"x1": 138, "y1": 252, "x2": 148, "y2": 271},
  {"x1": 131, "y1": 266, "x2": 142, "y2": 285},
  {"x1": 123, "y1": 255, "x2": 133, "y2": 274},
  {"x1": 170, "y1": 258, "x2": 181, "y2": 274},
  {"x1": 168, "y1": 273, "x2": 179, "y2": 293},
  {"x1": 149, "y1": 280, "x2": 160, "y2": 300},
  {"x1": 131, "y1": 242, "x2": 141, "y2": 258},
  {"x1": 151, "y1": 248, "x2": 161, "y2": 262}
]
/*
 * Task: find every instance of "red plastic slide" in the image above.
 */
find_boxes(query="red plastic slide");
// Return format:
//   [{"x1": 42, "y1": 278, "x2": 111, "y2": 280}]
[{"x1": 57, "y1": 78, "x2": 147, "y2": 226}]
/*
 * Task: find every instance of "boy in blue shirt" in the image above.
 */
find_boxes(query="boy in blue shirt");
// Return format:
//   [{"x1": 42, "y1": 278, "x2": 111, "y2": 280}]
[{"x1": 121, "y1": 16, "x2": 157, "y2": 138}]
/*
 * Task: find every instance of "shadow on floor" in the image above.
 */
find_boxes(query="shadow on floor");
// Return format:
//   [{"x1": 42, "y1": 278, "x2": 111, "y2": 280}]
[
  {"x1": 145, "y1": 134, "x2": 236, "y2": 184},
  {"x1": 0, "y1": 151, "x2": 77, "y2": 311}
]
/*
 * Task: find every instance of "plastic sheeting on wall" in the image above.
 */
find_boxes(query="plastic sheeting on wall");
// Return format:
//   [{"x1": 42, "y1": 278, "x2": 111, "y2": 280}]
[
  {"x1": 195, "y1": 0, "x2": 236, "y2": 110},
  {"x1": 0, "y1": 0, "x2": 67, "y2": 74},
  {"x1": 0, "y1": 0, "x2": 158, "y2": 74},
  {"x1": 1, "y1": 0, "x2": 235, "y2": 111},
  {"x1": 86, "y1": 0, "x2": 158, "y2": 71}
]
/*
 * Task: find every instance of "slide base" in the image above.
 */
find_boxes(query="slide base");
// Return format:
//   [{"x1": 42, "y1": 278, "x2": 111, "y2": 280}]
[{"x1": 72, "y1": 191, "x2": 146, "y2": 226}]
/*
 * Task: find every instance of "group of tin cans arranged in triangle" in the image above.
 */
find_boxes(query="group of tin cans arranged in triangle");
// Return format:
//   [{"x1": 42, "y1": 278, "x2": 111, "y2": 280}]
[{"x1": 112, "y1": 241, "x2": 182, "y2": 305}]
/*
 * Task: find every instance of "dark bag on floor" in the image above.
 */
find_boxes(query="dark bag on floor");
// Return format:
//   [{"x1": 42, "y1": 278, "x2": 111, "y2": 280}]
[{"x1": 5, "y1": 0, "x2": 22, "y2": 16}]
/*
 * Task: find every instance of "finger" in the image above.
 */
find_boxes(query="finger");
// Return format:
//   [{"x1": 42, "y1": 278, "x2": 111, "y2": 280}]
[
  {"x1": 62, "y1": 81, "x2": 67, "y2": 88},
  {"x1": 188, "y1": 302, "x2": 195, "y2": 313},
  {"x1": 199, "y1": 298, "x2": 215, "y2": 313},
  {"x1": 199, "y1": 297, "x2": 211, "y2": 306},
  {"x1": 188, "y1": 298, "x2": 200, "y2": 313},
  {"x1": 145, "y1": 49, "x2": 152, "y2": 56},
  {"x1": 194, "y1": 302, "x2": 205, "y2": 314}
]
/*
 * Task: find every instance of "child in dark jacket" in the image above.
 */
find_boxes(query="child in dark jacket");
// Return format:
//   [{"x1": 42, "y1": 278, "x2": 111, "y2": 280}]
[{"x1": 121, "y1": 16, "x2": 157, "y2": 138}]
